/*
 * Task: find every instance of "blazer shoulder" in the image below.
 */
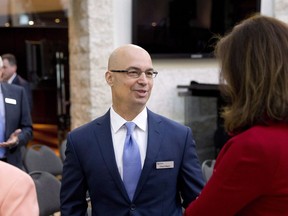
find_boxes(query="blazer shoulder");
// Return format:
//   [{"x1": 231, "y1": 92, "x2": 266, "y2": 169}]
[
  {"x1": 16, "y1": 75, "x2": 31, "y2": 87},
  {"x1": 0, "y1": 161, "x2": 33, "y2": 184},
  {"x1": 69, "y1": 110, "x2": 110, "y2": 136},
  {"x1": 148, "y1": 109, "x2": 189, "y2": 132},
  {"x1": 2, "y1": 82, "x2": 23, "y2": 92},
  {"x1": 1, "y1": 83, "x2": 25, "y2": 100}
]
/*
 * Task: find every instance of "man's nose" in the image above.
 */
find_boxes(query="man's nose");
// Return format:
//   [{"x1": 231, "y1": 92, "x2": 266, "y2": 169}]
[{"x1": 137, "y1": 72, "x2": 149, "y2": 83}]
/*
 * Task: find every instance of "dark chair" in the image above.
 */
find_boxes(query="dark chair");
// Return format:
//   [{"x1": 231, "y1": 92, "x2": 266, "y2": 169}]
[
  {"x1": 24, "y1": 144, "x2": 63, "y2": 179},
  {"x1": 30, "y1": 171, "x2": 61, "y2": 216}
]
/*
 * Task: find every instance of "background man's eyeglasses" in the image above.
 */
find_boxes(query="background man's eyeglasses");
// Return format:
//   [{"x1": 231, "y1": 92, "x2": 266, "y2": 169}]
[{"x1": 110, "y1": 69, "x2": 158, "y2": 78}]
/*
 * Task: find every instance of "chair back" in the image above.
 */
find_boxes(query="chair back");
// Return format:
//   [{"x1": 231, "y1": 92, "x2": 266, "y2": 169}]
[
  {"x1": 30, "y1": 171, "x2": 61, "y2": 216},
  {"x1": 59, "y1": 139, "x2": 67, "y2": 162},
  {"x1": 201, "y1": 159, "x2": 216, "y2": 183},
  {"x1": 24, "y1": 144, "x2": 63, "y2": 177}
]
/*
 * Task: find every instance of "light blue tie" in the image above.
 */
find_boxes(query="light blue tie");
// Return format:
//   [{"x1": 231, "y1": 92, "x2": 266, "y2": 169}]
[
  {"x1": 0, "y1": 94, "x2": 5, "y2": 158},
  {"x1": 123, "y1": 122, "x2": 141, "y2": 201}
]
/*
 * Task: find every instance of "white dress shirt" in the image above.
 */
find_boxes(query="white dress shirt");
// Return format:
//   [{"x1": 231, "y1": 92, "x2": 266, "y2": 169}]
[
  {"x1": 7, "y1": 73, "x2": 16, "y2": 84},
  {"x1": 110, "y1": 106, "x2": 148, "y2": 179},
  {"x1": 0, "y1": 85, "x2": 6, "y2": 134},
  {"x1": 0, "y1": 85, "x2": 6, "y2": 158}
]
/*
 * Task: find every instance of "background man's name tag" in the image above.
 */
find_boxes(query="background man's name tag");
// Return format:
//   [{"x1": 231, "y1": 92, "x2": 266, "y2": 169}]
[
  {"x1": 5, "y1": 98, "x2": 16, "y2": 105},
  {"x1": 156, "y1": 161, "x2": 174, "y2": 169}
]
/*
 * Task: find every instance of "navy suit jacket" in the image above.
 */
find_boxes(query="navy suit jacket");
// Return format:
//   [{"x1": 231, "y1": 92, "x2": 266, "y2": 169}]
[
  {"x1": 1, "y1": 83, "x2": 33, "y2": 168},
  {"x1": 12, "y1": 74, "x2": 33, "y2": 111},
  {"x1": 61, "y1": 109, "x2": 204, "y2": 216}
]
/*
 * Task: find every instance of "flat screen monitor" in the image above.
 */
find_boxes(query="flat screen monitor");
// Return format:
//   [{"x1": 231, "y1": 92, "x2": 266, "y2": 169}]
[{"x1": 132, "y1": 0, "x2": 261, "y2": 58}]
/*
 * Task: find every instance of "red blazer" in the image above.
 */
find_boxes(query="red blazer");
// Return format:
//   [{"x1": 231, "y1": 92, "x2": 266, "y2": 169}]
[{"x1": 185, "y1": 122, "x2": 288, "y2": 216}]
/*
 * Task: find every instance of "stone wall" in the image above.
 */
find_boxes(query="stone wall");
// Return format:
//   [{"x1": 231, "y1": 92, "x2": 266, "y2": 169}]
[
  {"x1": 275, "y1": 0, "x2": 288, "y2": 22},
  {"x1": 68, "y1": 0, "x2": 113, "y2": 129}
]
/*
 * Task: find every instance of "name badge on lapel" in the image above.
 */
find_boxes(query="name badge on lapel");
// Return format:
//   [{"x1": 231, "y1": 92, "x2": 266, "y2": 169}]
[
  {"x1": 5, "y1": 98, "x2": 17, "y2": 105},
  {"x1": 156, "y1": 161, "x2": 174, "y2": 169}
]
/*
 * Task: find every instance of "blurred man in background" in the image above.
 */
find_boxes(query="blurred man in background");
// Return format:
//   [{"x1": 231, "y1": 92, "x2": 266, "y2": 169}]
[
  {"x1": 0, "y1": 56, "x2": 33, "y2": 169},
  {"x1": 1, "y1": 53, "x2": 33, "y2": 110}
]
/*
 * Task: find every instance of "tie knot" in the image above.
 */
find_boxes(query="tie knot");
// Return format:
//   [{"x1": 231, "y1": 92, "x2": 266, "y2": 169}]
[{"x1": 125, "y1": 122, "x2": 136, "y2": 135}]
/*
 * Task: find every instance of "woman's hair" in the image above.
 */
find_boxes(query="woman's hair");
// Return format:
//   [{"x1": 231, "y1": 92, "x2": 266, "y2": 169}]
[{"x1": 215, "y1": 14, "x2": 288, "y2": 133}]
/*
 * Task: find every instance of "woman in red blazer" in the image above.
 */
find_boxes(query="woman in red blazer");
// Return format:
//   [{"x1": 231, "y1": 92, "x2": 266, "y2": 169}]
[{"x1": 185, "y1": 15, "x2": 288, "y2": 216}]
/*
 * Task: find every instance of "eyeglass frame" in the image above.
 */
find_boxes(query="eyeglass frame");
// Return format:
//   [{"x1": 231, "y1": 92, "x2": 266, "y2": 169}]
[{"x1": 110, "y1": 68, "x2": 158, "y2": 78}]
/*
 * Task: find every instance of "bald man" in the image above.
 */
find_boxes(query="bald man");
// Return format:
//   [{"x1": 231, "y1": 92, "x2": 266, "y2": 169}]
[{"x1": 60, "y1": 44, "x2": 204, "y2": 216}]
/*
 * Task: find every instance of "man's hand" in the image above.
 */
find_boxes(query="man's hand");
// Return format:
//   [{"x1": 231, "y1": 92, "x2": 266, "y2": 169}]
[{"x1": 0, "y1": 129, "x2": 22, "y2": 148}]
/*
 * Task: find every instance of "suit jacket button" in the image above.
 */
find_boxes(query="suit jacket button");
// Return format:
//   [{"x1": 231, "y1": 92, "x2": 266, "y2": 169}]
[{"x1": 130, "y1": 204, "x2": 136, "y2": 211}]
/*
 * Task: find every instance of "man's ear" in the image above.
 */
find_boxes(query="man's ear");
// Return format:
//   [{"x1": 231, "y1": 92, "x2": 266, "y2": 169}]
[
  {"x1": 105, "y1": 71, "x2": 113, "y2": 86},
  {"x1": 0, "y1": 69, "x2": 3, "y2": 81}
]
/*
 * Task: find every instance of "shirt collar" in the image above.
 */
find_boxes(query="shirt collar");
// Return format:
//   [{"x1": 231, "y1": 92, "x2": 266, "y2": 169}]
[
  {"x1": 110, "y1": 106, "x2": 147, "y2": 133},
  {"x1": 7, "y1": 73, "x2": 16, "y2": 84}
]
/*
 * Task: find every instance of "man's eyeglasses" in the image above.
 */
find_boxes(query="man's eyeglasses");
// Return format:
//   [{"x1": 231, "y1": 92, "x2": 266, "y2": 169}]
[{"x1": 110, "y1": 69, "x2": 158, "y2": 79}]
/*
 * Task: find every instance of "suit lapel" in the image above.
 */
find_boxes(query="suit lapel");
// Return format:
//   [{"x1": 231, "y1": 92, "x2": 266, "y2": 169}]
[
  {"x1": 1, "y1": 84, "x2": 15, "y2": 137},
  {"x1": 96, "y1": 109, "x2": 165, "y2": 201},
  {"x1": 12, "y1": 76, "x2": 19, "y2": 85},
  {"x1": 134, "y1": 110, "x2": 163, "y2": 200},
  {"x1": 95, "y1": 111, "x2": 129, "y2": 199}
]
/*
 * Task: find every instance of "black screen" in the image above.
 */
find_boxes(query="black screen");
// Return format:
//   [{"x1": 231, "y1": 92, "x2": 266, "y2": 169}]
[{"x1": 132, "y1": 0, "x2": 261, "y2": 58}]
